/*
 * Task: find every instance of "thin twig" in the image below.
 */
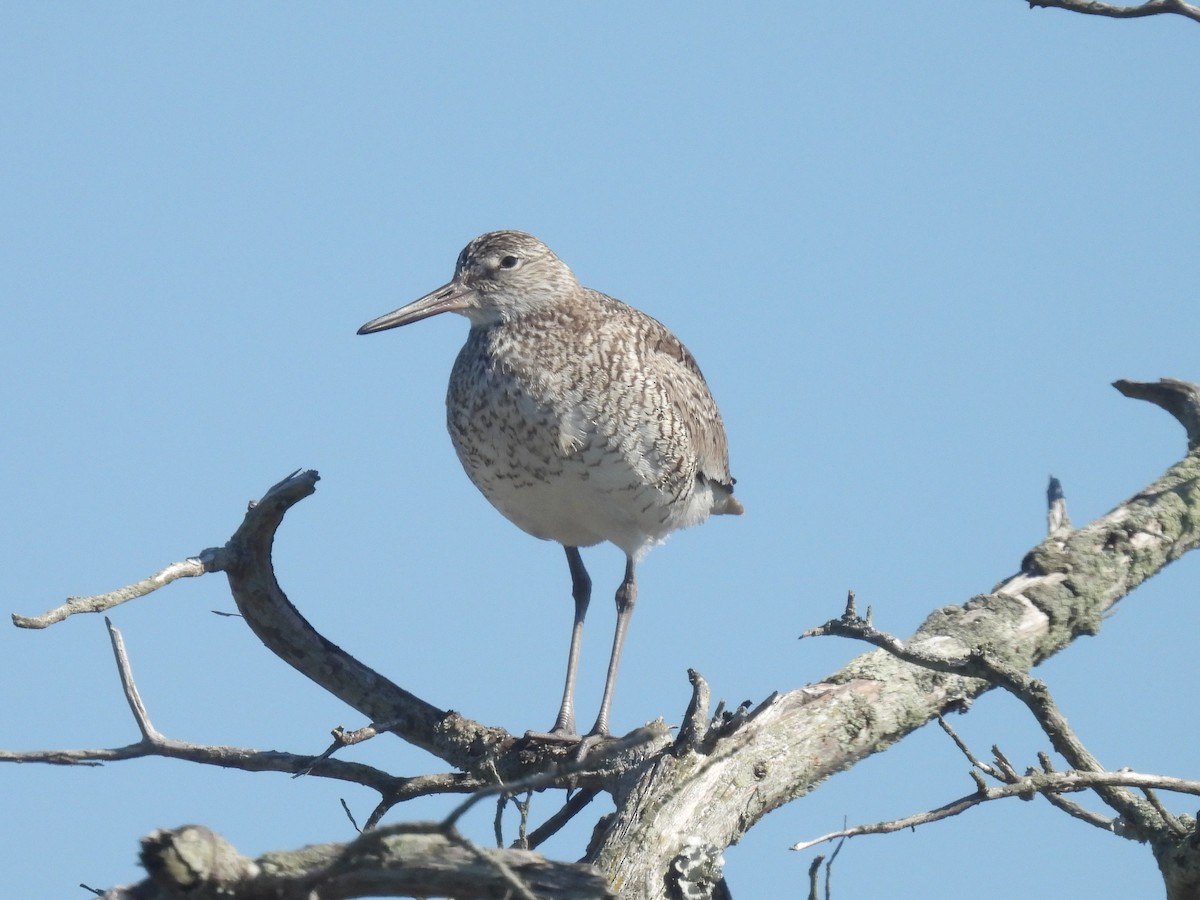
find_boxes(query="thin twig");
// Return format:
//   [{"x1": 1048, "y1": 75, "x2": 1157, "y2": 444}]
[
  {"x1": 340, "y1": 798, "x2": 361, "y2": 833},
  {"x1": 13, "y1": 555, "x2": 219, "y2": 628},
  {"x1": 521, "y1": 787, "x2": 601, "y2": 850},
  {"x1": 792, "y1": 769, "x2": 1200, "y2": 851},
  {"x1": 1142, "y1": 786, "x2": 1188, "y2": 836},
  {"x1": 3, "y1": 623, "x2": 408, "y2": 794},
  {"x1": 494, "y1": 793, "x2": 508, "y2": 848},
  {"x1": 105, "y1": 618, "x2": 164, "y2": 743},
  {"x1": 936, "y1": 715, "x2": 998, "y2": 778},
  {"x1": 296, "y1": 719, "x2": 409, "y2": 778},
  {"x1": 824, "y1": 831, "x2": 847, "y2": 900},
  {"x1": 1039, "y1": 790, "x2": 1118, "y2": 832},
  {"x1": 442, "y1": 727, "x2": 660, "y2": 832}
]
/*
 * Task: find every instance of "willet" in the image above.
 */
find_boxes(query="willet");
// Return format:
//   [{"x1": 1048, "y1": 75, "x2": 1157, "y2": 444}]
[{"x1": 358, "y1": 231, "x2": 742, "y2": 738}]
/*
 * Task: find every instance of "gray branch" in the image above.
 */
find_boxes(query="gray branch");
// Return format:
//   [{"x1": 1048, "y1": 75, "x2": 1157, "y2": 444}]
[
  {"x1": 588, "y1": 379, "x2": 1200, "y2": 898},
  {"x1": 12, "y1": 470, "x2": 661, "y2": 786},
  {"x1": 800, "y1": 607, "x2": 1196, "y2": 853},
  {"x1": 13, "y1": 379, "x2": 1200, "y2": 899},
  {"x1": 791, "y1": 770, "x2": 1200, "y2": 852},
  {"x1": 99, "y1": 823, "x2": 611, "y2": 900},
  {"x1": 13, "y1": 556, "x2": 214, "y2": 628},
  {"x1": 1, "y1": 617, "x2": 414, "y2": 794},
  {"x1": 1027, "y1": 0, "x2": 1200, "y2": 23}
]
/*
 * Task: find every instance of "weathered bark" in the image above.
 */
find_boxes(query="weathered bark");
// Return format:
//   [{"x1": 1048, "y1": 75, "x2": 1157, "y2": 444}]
[
  {"x1": 588, "y1": 380, "x2": 1200, "y2": 897},
  {"x1": 13, "y1": 379, "x2": 1200, "y2": 898},
  {"x1": 1154, "y1": 832, "x2": 1200, "y2": 900},
  {"x1": 1026, "y1": 0, "x2": 1200, "y2": 25},
  {"x1": 101, "y1": 823, "x2": 611, "y2": 900}
]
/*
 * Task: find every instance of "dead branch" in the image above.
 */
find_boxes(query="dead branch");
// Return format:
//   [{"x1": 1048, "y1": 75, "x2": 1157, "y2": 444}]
[
  {"x1": 1115, "y1": 378, "x2": 1200, "y2": 449},
  {"x1": 11, "y1": 469, "x2": 664, "y2": 787},
  {"x1": 12, "y1": 380, "x2": 1200, "y2": 899},
  {"x1": 1027, "y1": 0, "x2": 1200, "y2": 23},
  {"x1": 791, "y1": 769, "x2": 1200, "y2": 852},
  {"x1": 807, "y1": 587, "x2": 1167, "y2": 833},
  {"x1": 590, "y1": 379, "x2": 1200, "y2": 897},
  {"x1": 521, "y1": 788, "x2": 602, "y2": 850},
  {"x1": 13, "y1": 556, "x2": 215, "y2": 628},
  {"x1": 0, "y1": 617, "x2": 409, "y2": 793},
  {"x1": 100, "y1": 823, "x2": 612, "y2": 900},
  {"x1": 807, "y1": 565, "x2": 1200, "y2": 898}
]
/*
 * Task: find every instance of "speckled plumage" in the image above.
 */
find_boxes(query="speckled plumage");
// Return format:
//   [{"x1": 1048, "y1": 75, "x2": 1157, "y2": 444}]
[
  {"x1": 446, "y1": 279, "x2": 738, "y2": 558},
  {"x1": 358, "y1": 231, "x2": 741, "y2": 737}
]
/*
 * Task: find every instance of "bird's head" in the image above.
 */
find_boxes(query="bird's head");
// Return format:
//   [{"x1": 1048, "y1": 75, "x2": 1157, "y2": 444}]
[{"x1": 357, "y1": 231, "x2": 579, "y2": 334}]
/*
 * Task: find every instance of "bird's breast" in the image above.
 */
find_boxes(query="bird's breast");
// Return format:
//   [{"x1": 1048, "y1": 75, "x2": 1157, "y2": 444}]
[{"x1": 443, "y1": 323, "x2": 710, "y2": 555}]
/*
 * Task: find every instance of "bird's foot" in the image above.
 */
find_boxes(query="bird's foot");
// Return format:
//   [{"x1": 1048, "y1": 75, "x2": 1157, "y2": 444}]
[
  {"x1": 523, "y1": 710, "x2": 582, "y2": 743},
  {"x1": 520, "y1": 729, "x2": 610, "y2": 764},
  {"x1": 571, "y1": 731, "x2": 609, "y2": 762},
  {"x1": 522, "y1": 728, "x2": 582, "y2": 744}
]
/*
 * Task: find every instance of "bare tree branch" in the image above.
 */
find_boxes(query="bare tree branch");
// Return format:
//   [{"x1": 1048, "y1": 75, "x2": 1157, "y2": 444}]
[
  {"x1": 1028, "y1": 0, "x2": 1200, "y2": 23},
  {"x1": 13, "y1": 555, "x2": 216, "y2": 628},
  {"x1": 1115, "y1": 378, "x2": 1200, "y2": 449},
  {"x1": 12, "y1": 469, "x2": 668, "y2": 787},
  {"x1": 591, "y1": 380, "x2": 1200, "y2": 897},
  {"x1": 1, "y1": 616, "x2": 411, "y2": 794},
  {"x1": 297, "y1": 718, "x2": 411, "y2": 778},
  {"x1": 806, "y1": 594, "x2": 1167, "y2": 829},
  {"x1": 675, "y1": 668, "x2": 712, "y2": 752},
  {"x1": 106, "y1": 616, "x2": 164, "y2": 743},
  {"x1": 522, "y1": 788, "x2": 602, "y2": 850},
  {"x1": 14, "y1": 379, "x2": 1200, "y2": 898},
  {"x1": 100, "y1": 823, "x2": 613, "y2": 900},
  {"x1": 791, "y1": 769, "x2": 1200, "y2": 852},
  {"x1": 803, "y1": 568, "x2": 1200, "y2": 897},
  {"x1": 936, "y1": 715, "x2": 1007, "y2": 784},
  {"x1": 442, "y1": 726, "x2": 666, "y2": 833}
]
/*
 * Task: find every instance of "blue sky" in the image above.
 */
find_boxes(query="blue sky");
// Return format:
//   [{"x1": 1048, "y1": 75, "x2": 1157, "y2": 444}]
[{"x1": 4, "y1": 4, "x2": 1199, "y2": 897}]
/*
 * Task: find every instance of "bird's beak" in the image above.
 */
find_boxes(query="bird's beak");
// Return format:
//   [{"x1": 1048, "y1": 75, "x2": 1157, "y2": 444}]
[{"x1": 357, "y1": 280, "x2": 475, "y2": 334}]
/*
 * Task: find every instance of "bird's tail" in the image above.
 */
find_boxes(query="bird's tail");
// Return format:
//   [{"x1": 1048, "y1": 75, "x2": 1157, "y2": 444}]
[{"x1": 712, "y1": 490, "x2": 744, "y2": 516}]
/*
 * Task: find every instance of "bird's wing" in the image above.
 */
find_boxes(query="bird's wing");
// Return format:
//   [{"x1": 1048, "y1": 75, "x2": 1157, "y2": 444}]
[{"x1": 646, "y1": 323, "x2": 733, "y2": 485}]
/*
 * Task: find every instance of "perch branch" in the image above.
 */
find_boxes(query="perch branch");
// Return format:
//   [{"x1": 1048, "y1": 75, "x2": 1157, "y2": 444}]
[
  {"x1": 443, "y1": 725, "x2": 665, "y2": 832},
  {"x1": 16, "y1": 380, "x2": 1200, "y2": 898},
  {"x1": 13, "y1": 469, "x2": 633, "y2": 786}
]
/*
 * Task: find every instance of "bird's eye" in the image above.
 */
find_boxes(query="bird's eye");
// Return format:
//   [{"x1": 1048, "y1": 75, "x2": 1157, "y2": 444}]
[{"x1": 499, "y1": 255, "x2": 520, "y2": 269}]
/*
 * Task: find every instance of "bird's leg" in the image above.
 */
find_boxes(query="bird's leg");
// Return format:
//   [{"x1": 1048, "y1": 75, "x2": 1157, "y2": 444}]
[
  {"x1": 549, "y1": 545, "x2": 591, "y2": 736},
  {"x1": 588, "y1": 555, "x2": 637, "y2": 737}
]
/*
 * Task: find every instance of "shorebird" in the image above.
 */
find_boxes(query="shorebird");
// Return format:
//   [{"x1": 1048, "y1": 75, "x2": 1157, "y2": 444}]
[{"x1": 358, "y1": 231, "x2": 742, "y2": 738}]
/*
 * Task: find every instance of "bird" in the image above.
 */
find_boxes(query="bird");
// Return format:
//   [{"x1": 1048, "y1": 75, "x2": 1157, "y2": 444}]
[{"x1": 357, "y1": 231, "x2": 742, "y2": 739}]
